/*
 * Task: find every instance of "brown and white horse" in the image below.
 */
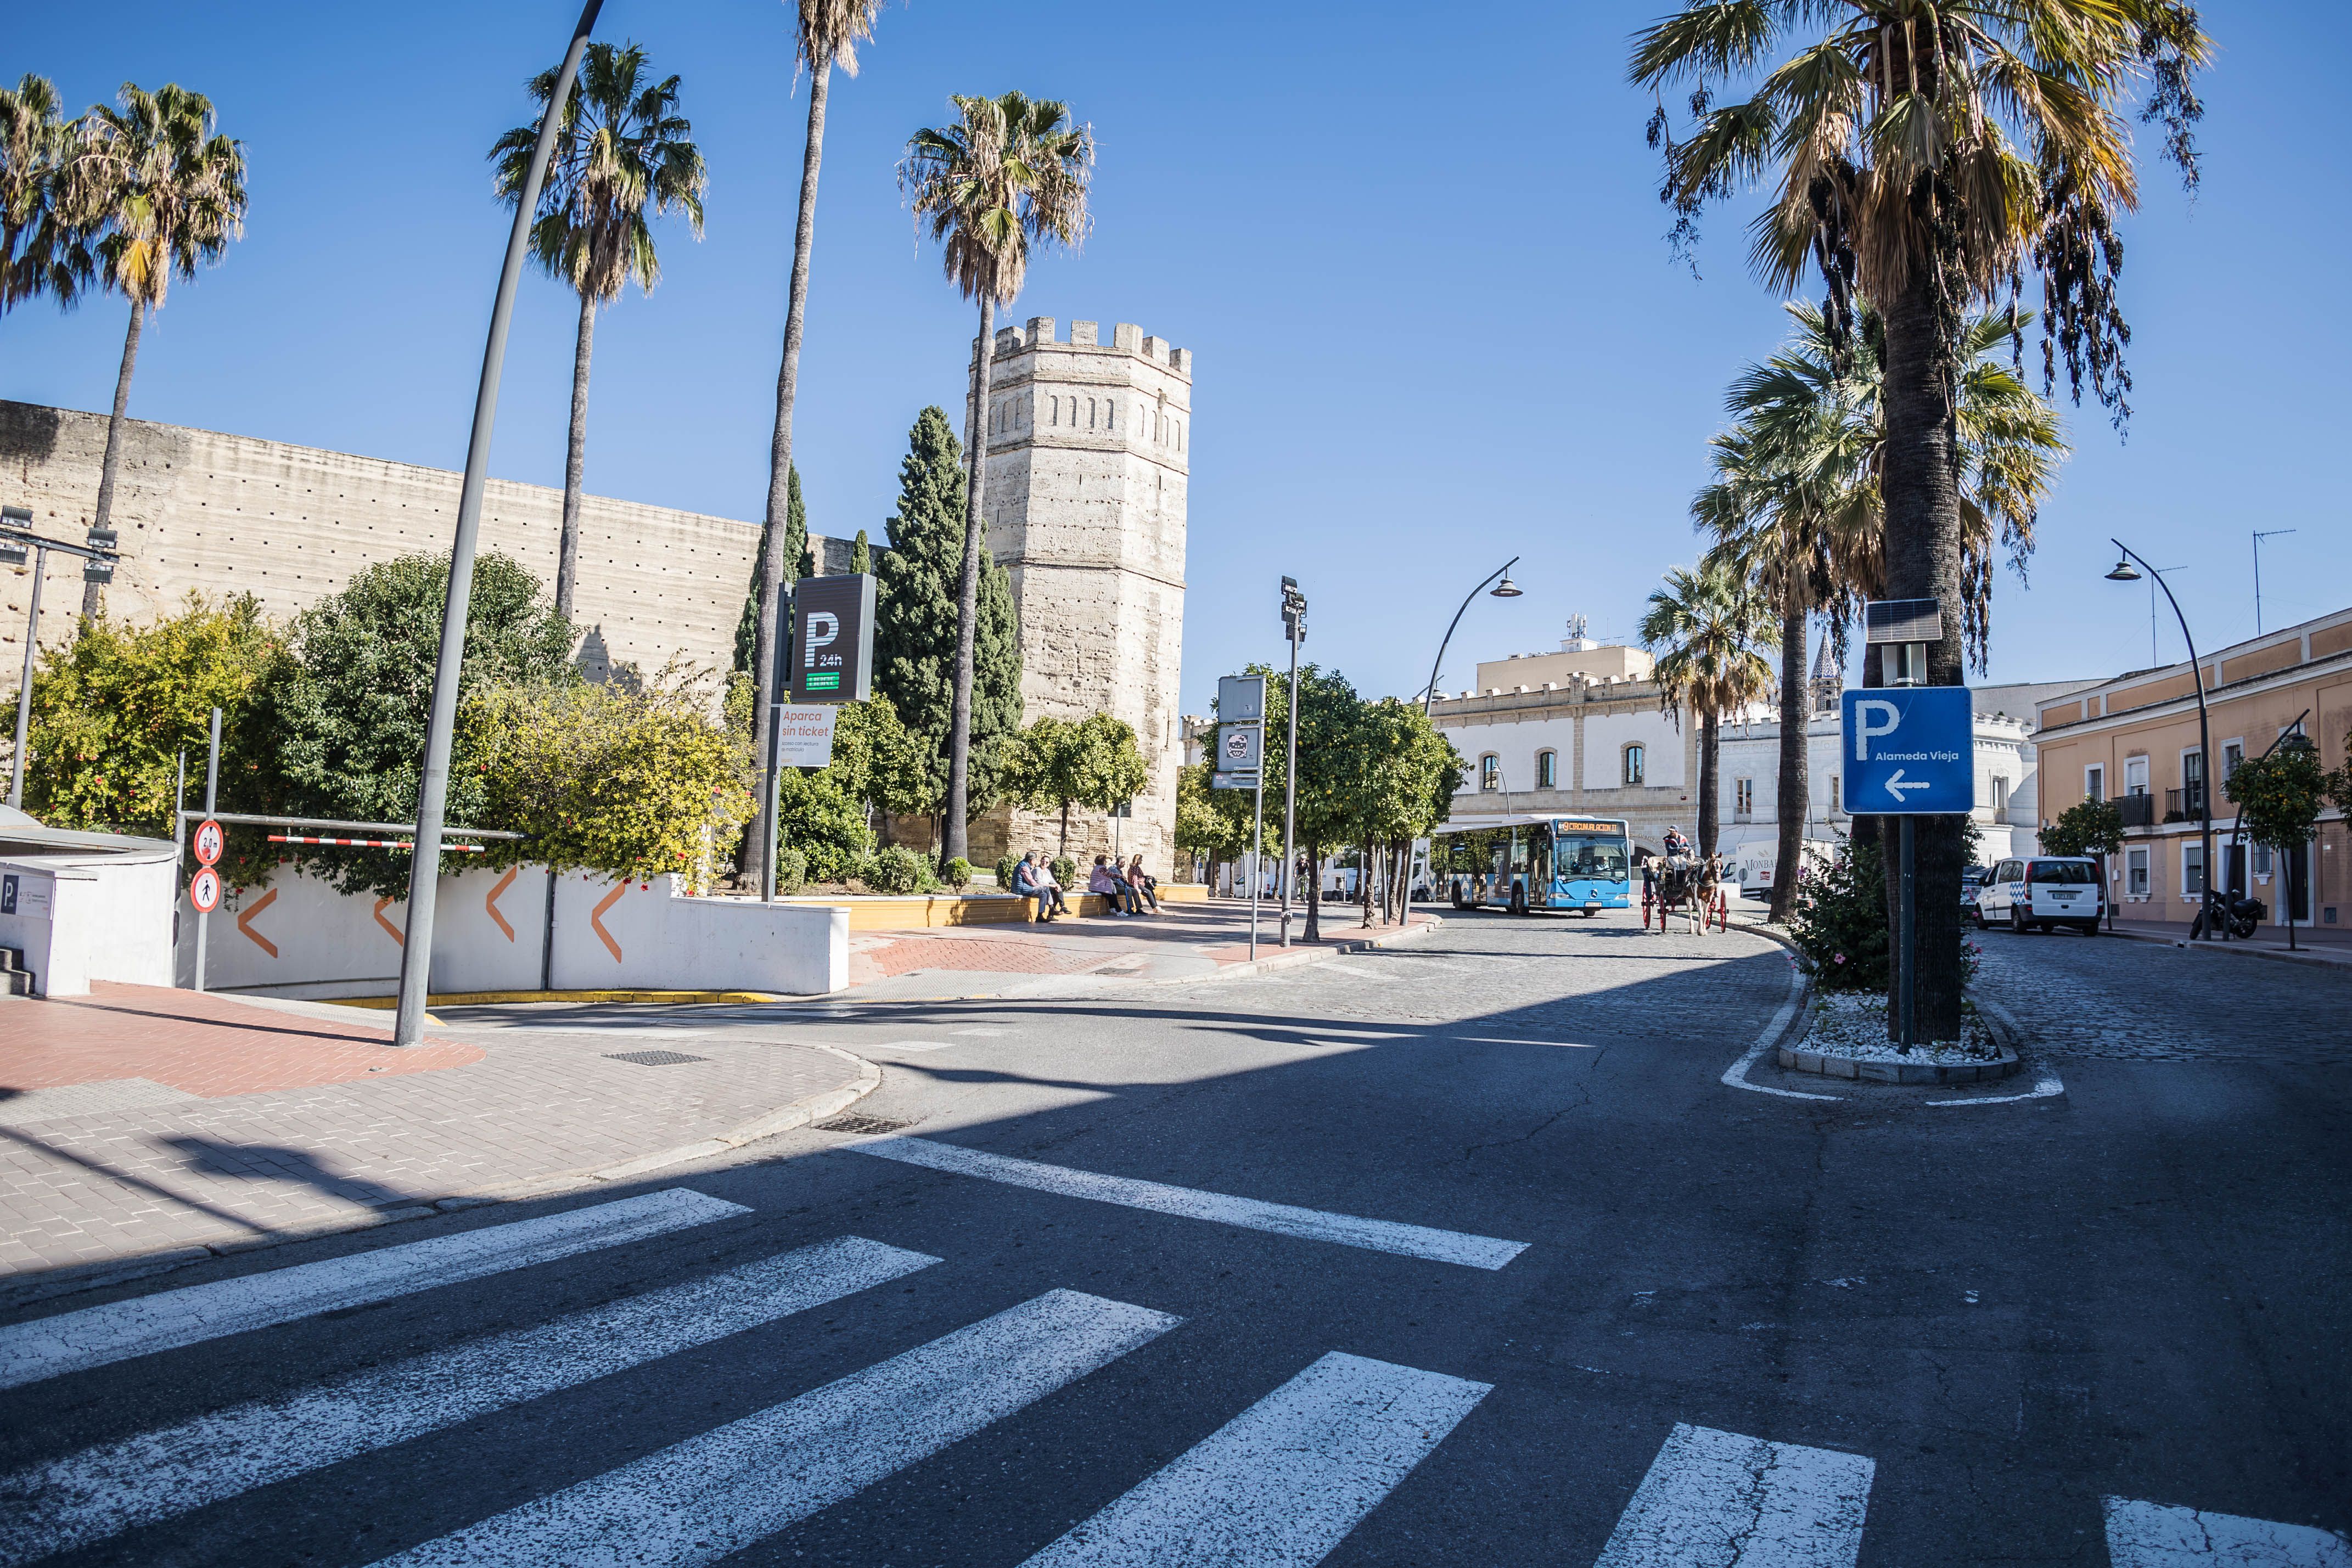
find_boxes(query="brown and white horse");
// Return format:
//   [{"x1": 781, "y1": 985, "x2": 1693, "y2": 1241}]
[{"x1": 1650, "y1": 853, "x2": 1725, "y2": 934}]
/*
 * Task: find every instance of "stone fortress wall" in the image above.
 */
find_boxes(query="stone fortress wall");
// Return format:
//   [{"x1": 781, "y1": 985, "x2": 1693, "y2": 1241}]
[
  {"x1": 966, "y1": 318, "x2": 1189, "y2": 873},
  {"x1": 0, "y1": 397, "x2": 849, "y2": 685}
]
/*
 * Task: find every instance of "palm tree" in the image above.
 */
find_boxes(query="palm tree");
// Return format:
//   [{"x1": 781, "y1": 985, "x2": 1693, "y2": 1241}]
[
  {"x1": 1, "y1": 74, "x2": 94, "y2": 341},
  {"x1": 1698, "y1": 301, "x2": 2065, "y2": 919},
  {"x1": 1641, "y1": 561, "x2": 1777, "y2": 861},
  {"x1": 77, "y1": 83, "x2": 247, "y2": 617},
  {"x1": 493, "y1": 42, "x2": 705, "y2": 620},
  {"x1": 899, "y1": 91, "x2": 1093, "y2": 865},
  {"x1": 1631, "y1": 0, "x2": 2207, "y2": 1035},
  {"x1": 742, "y1": 1, "x2": 884, "y2": 884}
]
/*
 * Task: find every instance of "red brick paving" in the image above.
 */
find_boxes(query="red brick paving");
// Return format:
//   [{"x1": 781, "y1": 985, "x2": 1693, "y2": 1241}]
[
  {"x1": 858, "y1": 936, "x2": 1105, "y2": 977},
  {"x1": 1, "y1": 982, "x2": 482, "y2": 1097}
]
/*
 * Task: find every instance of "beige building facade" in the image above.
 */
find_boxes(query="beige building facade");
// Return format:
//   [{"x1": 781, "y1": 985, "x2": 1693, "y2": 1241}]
[
  {"x1": 966, "y1": 318, "x2": 1189, "y2": 871},
  {"x1": 2033, "y1": 606, "x2": 2352, "y2": 931}
]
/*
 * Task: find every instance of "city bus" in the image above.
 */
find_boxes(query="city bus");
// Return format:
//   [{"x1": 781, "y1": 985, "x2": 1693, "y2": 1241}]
[{"x1": 1430, "y1": 814, "x2": 1634, "y2": 915}]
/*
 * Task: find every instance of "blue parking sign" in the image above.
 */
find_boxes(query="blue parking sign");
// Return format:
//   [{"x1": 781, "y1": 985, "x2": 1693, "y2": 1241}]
[{"x1": 1842, "y1": 688, "x2": 1975, "y2": 815}]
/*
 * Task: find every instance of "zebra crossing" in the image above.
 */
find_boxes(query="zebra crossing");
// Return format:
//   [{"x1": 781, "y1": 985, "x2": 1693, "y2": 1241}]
[{"x1": 1, "y1": 1185, "x2": 2342, "y2": 1567}]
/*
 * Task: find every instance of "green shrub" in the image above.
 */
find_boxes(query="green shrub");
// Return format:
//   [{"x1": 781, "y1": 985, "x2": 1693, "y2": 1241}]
[
  {"x1": 943, "y1": 856, "x2": 973, "y2": 889},
  {"x1": 1787, "y1": 842, "x2": 1889, "y2": 992},
  {"x1": 1051, "y1": 855, "x2": 1077, "y2": 888},
  {"x1": 995, "y1": 853, "x2": 1023, "y2": 891},
  {"x1": 866, "y1": 845, "x2": 929, "y2": 895},
  {"x1": 775, "y1": 847, "x2": 808, "y2": 894}
]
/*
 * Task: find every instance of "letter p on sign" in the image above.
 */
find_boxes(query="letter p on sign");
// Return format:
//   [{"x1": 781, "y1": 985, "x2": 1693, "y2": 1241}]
[{"x1": 1852, "y1": 699, "x2": 1901, "y2": 760}]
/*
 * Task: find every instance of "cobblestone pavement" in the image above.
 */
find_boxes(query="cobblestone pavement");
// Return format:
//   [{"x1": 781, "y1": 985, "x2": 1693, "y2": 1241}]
[
  {"x1": 1969, "y1": 924, "x2": 2352, "y2": 1064},
  {"x1": 0, "y1": 987, "x2": 865, "y2": 1288}
]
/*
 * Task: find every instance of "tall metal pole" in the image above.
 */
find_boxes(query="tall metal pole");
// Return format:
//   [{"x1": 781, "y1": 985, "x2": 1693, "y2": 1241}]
[
  {"x1": 759, "y1": 581, "x2": 795, "y2": 902},
  {"x1": 1280, "y1": 603, "x2": 1301, "y2": 948},
  {"x1": 8, "y1": 543, "x2": 46, "y2": 811},
  {"x1": 1421, "y1": 557, "x2": 1518, "y2": 718},
  {"x1": 194, "y1": 707, "x2": 220, "y2": 993},
  {"x1": 2114, "y1": 539, "x2": 2219, "y2": 945},
  {"x1": 394, "y1": 0, "x2": 604, "y2": 1048},
  {"x1": 2253, "y1": 528, "x2": 2295, "y2": 636}
]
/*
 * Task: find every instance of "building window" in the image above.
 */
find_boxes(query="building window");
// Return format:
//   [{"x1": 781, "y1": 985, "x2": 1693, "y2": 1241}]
[
  {"x1": 1991, "y1": 775, "x2": 2011, "y2": 824},
  {"x1": 1480, "y1": 755, "x2": 1500, "y2": 792},
  {"x1": 1830, "y1": 775, "x2": 1842, "y2": 814},
  {"x1": 2222, "y1": 741, "x2": 2243, "y2": 779},
  {"x1": 2125, "y1": 757, "x2": 2149, "y2": 796},
  {"x1": 2085, "y1": 765, "x2": 2104, "y2": 802},
  {"x1": 1734, "y1": 778, "x2": 1754, "y2": 817},
  {"x1": 1624, "y1": 744, "x2": 1645, "y2": 786},
  {"x1": 2183, "y1": 842, "x2": 2206, "y2": 897},
  {"x1": 2254, "y1": 844, "x2": 2273, "y2": 877},
  {"x1": 2126, "y1": 846, "x2": 2150, "y2": 897},
  {"x1": 1536, "y1": 750, "x2": 1557, "y2": 789}
]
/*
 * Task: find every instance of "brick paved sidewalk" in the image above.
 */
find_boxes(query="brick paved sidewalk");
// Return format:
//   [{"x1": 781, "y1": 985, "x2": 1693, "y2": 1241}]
[
  {"x1": 840, "y1": 900, "x2": 1441, "y2": 1000},
  {"x1": 0, "y1": 983, "x2": 866, "y2": 1290}
]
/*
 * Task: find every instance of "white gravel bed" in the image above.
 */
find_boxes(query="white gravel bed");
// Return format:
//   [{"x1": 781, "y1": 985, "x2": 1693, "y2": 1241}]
[{"x1": 1797, "y1": 991, "x2": 2001, "y2": 1061}]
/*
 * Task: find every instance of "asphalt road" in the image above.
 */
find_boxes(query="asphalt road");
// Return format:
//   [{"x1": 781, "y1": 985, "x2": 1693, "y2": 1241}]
[{"x1": 4, "y1": 907, "x2": 2348, "y2": 1566}]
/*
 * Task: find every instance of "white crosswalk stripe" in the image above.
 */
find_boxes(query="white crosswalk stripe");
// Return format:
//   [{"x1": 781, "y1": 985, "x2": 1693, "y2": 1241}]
[
  {"x1": 0, "y1": 1187, "x2": 747, "y2": 1392},
  {"x1": 2104, "y1": 1497, "x2": 2352, "y2": 1566},
  {"x1": 0, "y1": 1235, "x2": 936, "y2": 1566},
  {"x1": 369, "y1": 1288, "x2": 1182, "y2": 1568},
  {"x1": 1019, "y1": 1351, "x2": 1490, "y2": 1567},
  {"x1": 843, "y1": 1136, "x2": 1529, "y2": 1270},
  {"x1": 1591, "y1": 1422, "x2": 1875, "y2": 1568}
]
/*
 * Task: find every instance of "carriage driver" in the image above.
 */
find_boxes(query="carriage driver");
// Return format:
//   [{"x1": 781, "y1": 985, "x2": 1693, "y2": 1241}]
[{"x1": 1662, "y1": 824, "x2": 1693, "y2": 859}]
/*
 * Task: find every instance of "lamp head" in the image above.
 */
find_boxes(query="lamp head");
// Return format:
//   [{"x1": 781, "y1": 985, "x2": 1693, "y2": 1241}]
[
  {"x1": 2104, "y1": 554, "x2": 2141, "y2": 583},
  {"x1": 1490, "y1": 575, "x2": 1523, "y2": 599}
]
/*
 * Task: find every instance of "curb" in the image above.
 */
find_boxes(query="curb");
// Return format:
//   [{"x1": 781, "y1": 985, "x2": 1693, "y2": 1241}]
[
  {"x1": 2101, "y1": 926, "x2": 2352, "y2": 974},
  {"x1": 328, "y1": 988, "x2": 785, "y2": 1010},
  {"x1": 1778, "y1": 1040, "x2": 2024, "y2": 1084},
  {"x1": 0, "y1": 1049, "x2": 883, "y2": 1313}
]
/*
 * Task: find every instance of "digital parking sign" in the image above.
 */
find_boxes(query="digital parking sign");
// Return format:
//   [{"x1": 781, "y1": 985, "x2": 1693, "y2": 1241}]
[{"x1": 782, "y1": 573, "x2": 876, "y2": 705}]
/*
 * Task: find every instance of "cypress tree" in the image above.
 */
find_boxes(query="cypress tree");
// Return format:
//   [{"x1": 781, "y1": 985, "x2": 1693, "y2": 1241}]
[
  {"x1": 736, "y1": 467, "x2": 807, "y2": 673},
  {"x1": 873, "y1": 406, "x2": 1020, "y2": 811},
  {"x1": 851, "y1": 528, "x2": 871, "y2": 573}
]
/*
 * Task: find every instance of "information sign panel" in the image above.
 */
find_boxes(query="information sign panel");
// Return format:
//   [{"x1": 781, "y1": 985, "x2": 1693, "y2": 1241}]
[
  {"x1": 1212, "y1": 771, "x2": 1261, "y2": 791},
  {"x1": 1216, "y1": 674, "x2": 1266, "y2": 723},
  {"x1": 1841, "y1": 687, "x2": 1975, "y2": 814},
  {"x1": 1217, "y1": 724, "x2": 1262, "y2": 771},
  {"x1": 193, "y1": 818, "x2": 224, "y2": 866},
  {"x1": 784, "y1": 574, "x2": 876, "y2": 704},
  {"x1": 775, "y1": 706, "x2": 840, "y2": 768}
]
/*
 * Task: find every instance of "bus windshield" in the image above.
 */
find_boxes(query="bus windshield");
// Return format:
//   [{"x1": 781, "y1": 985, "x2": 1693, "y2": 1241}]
[{"x1": 1556, "y1": 833, "x2": 1629, "y2": 881}]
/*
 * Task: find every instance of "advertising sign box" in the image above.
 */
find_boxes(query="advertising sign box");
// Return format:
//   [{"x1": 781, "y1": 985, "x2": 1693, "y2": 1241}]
[{"x1": 775, "y1": 706, "x2": 840, "y2": 768}]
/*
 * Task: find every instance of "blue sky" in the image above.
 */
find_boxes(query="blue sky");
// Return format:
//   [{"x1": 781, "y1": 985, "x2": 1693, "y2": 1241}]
[{"x1": 7, "y1": 1, "x2": 2347, "y2": 715}]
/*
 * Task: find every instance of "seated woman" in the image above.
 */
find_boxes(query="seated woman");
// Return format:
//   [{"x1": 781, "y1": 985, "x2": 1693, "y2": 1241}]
[
  {"x1": 1087, "y1": 855, "x2": 1137, "y2": 914},
  {"x1": 1013, "y1": 851, "x2": 1067, "y2": 920},
  {"x1": 1125, "y1": 854, "x2": 1160, "y2": 913}
]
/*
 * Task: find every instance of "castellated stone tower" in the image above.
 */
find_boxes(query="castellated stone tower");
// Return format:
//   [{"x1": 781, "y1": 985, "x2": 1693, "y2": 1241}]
[{"x1": 966, "y1": 317, "x2": 1189, "y2": 871}]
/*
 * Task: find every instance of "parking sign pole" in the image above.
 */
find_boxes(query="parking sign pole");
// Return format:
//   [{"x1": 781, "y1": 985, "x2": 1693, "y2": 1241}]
[{"x1": 1898, "y1": 815, "x2": 1916, "y2": 1052}]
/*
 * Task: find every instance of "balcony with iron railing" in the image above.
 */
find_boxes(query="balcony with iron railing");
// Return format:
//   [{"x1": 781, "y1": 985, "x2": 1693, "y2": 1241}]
[
  {"x1": 2165, "y1": 783, "x2": 2206, "y2": 822},
  {"x1": 2117, "y1": 791, "x2": 2156, "y2": 829}
]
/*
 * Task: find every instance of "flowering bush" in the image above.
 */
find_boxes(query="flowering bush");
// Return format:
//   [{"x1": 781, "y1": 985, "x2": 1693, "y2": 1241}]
[{"x1": 1787, "y1": 842, "x2": 1890, "y2": 992}]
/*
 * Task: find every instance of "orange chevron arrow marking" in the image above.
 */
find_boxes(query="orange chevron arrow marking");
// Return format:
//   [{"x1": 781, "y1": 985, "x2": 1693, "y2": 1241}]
[
  {"x1": 486, "y1": 867, "x2": 518, "y2": 941},
  {"x1": 374, "y1": 896, "x2": 405, "y2": 947},
  {"x1": 235, "y1": 887, "x2": 279, "y2": 958},
  {"x1": 591, "y1": 881, "x2": 627, "y2": 963}
]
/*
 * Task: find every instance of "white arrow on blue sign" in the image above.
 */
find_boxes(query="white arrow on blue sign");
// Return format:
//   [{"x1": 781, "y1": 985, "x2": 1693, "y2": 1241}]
[{"x1": 1841, "y1": 687, "x2": 1976, "y2": 815}]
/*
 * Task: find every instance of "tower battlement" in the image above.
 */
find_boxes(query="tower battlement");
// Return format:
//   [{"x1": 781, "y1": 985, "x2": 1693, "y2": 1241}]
[{"x1": 980, "y1": 318, "x2": 1192, "y2": 378}]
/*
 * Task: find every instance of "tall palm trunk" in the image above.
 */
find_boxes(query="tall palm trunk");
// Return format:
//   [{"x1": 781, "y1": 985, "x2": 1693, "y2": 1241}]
[
  {"x1": 944, "y1": 292, "x2": 996, "y2": 864},
  {"x1": 1697, "y1": 710, "x2": 1721, "y2": 857},
  {"x1": 556, "y1": 289, "x2": 594, "y2": 619},
  {"x1": 1878, "y1": 268, "x2": 1969, "y2": 1040},
  {"x1": 742, "y1": 61, "x2": 833, "y2": 878},
  {"x1": 1770, "y1": 589, "x2": 1808, "y2": 922},
  {"x1": 84, "y1": 299, "x2": 143, "y2": 618}
]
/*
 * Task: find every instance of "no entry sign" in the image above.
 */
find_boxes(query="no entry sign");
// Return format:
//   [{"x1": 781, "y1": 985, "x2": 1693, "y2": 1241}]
[
  {"x1": 189, "y1": 866, "x2": 222, "y2": 914},
  {"x1": 193, "y1": 818, "x2": 224, "y2": 866}
]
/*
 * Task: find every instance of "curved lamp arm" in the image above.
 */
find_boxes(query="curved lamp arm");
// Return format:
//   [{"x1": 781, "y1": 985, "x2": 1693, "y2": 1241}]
[{"x1": 1422, "y1": 557, "x2": 1519, "y2": 717}]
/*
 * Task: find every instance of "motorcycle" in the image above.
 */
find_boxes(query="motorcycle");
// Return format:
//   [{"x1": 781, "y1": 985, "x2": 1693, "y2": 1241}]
[{"x1": 2190, "y1": 893, "x2": 2266, "y2": 941}]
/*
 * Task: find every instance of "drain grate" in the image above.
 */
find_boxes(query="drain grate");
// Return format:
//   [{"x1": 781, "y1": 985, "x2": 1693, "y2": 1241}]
[
  {"x1": 813, "y1": 1114, "x2": 912, "y2": 1136},
  {"x1": 603, "y1": 1049, "x2": 709, "y2": 1067}
]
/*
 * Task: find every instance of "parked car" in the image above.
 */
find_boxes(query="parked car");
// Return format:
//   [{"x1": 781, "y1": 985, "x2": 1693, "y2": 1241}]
[
  {"x1": 1975, "y1": 855, "x2": 2105, "y2": 934},
  {"x1": 1961, "y1": 867, "x2": 1989, "y2": 915}
]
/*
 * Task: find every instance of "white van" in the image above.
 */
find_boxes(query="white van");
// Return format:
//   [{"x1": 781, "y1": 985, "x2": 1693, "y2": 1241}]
[{"x1": 1975, "y1": 855, "x2": 2105, "y2": 935}]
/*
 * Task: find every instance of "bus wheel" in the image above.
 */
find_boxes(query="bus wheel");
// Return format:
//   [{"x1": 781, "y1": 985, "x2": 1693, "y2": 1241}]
[{"x1": 1510, "y1": 884, "x2": 1529, "y2": 917}]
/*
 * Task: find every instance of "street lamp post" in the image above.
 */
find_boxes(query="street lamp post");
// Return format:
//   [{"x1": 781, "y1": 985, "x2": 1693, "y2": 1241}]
[
  {"x1": 2105, "y1": 541, "x2": 2219, "y2": 943},
  {"x1": 1408, "y1": 561, "x2": 1522, "y2": 920},
  {"x1": 393, "y1": 0, "x2": 604, "y2": 1048}
]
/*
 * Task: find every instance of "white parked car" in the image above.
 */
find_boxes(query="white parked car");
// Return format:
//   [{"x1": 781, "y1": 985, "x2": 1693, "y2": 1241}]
[{"x1": 1975, "y1": 855, "x2": 2105, "y2": 935}]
